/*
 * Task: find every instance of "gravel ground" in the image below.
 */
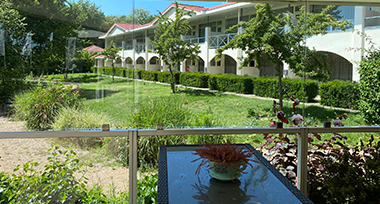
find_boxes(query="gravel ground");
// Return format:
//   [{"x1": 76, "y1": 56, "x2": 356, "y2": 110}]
[{"x1": 0, "y1": 113, "x2": 130, "y2": 194}]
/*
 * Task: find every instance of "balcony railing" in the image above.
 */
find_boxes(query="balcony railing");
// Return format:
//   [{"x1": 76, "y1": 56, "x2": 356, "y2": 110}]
[
  {"x1": 184, "y1": 37, "x2": 206, "y2": 44},
  {"x1": 135, "y1": 43, "x2": 145, "y2": 54},
  {"x1": 365, "y1": 16, "x2": 380, "y2": 28},
  {"x1": 209, "y1": 33, "x2": 237, "y2": 49},
  {"x1": 2, "y1": 125, "x2": 380, "y2": 204}
]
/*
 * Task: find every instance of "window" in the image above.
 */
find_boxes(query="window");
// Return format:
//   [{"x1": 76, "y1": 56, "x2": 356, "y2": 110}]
[{"x1": 249, "y1": 60, "x2": 255, "y2": 67}]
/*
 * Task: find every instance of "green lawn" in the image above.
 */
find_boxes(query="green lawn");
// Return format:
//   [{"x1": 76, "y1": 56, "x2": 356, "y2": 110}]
[{"x1": 65, "y1": 74, "x2": 368, "y2": 146}]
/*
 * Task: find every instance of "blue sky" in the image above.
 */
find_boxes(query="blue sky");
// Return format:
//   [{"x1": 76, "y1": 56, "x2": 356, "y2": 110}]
[{"x1": 89, "y1": 0, "x2": 226, "y2": 16}]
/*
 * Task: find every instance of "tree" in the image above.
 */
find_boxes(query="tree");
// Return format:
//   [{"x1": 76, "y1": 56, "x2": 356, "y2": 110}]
[
  {"x1": 216, "y1": 4, "x2": 350, "y2": 108},
  {"x1": 0, "y1": 0, "x2": 27, "y2": 108},
  {"x1": 152, "y1": 2, "x2": 200, "y2": 93},
  {"x1": 125, "y1": 8, "x2": 156, "y2": 25},
  {"x1": 101, "y1": 41, "x2": 120, "y2": 83},
  {"x1": 101, "y1": 8, "x2": 156, "y2": 31}
]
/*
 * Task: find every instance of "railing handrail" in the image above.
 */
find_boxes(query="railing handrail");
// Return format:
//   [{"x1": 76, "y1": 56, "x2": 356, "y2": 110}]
[
  {"x1": 2, "y1": 125, "x2": 380, "y2": 204},
  {"x1": 365, "y1": 15, "x2": 380, "y2": 20}
]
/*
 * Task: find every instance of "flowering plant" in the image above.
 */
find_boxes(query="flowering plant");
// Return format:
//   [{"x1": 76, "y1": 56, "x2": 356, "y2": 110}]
[{"x1": 192, "y1": 141, "x2": 258, "y2": 180}]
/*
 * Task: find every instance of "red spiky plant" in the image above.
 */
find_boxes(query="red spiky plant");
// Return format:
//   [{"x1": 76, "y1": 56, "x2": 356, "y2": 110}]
[{"x1": 192, "y1": 140, "x2": 258, "y2": 180}]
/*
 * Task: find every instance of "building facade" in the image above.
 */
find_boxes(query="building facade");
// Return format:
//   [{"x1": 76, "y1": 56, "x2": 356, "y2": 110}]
[{"x1": 97, "y1": 3, "x2": 380, "y2": 81}]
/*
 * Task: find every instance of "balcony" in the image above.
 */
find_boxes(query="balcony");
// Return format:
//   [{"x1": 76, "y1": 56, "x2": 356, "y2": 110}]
[{"x1": 209, "y1": 33, "x2": 237, "y2": 49}]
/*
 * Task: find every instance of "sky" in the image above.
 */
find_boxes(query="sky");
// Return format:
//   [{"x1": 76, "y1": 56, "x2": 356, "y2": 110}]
[{"x1": 89, "y1": 0, "x2": 227, "y2": 16}]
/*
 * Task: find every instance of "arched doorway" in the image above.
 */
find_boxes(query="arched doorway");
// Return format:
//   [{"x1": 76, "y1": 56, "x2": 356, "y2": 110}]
[
  {"x1": 184, "y1": 57, "x2": 205, "y2": 72},
  {"x1": 136, "y1": 57, "x2": 145, "y2": 69},
  {"x1": 319, "y1": 51, "x2": 353, "y2": 81},
  {"x1": 224, "y1": 55, "x2": 236, "y2": 74}
]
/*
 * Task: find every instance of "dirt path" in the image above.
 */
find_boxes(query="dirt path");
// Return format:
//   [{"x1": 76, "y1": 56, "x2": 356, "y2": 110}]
[{"x1": 0, "y1": 113, "x2": 130, "y2": 194}]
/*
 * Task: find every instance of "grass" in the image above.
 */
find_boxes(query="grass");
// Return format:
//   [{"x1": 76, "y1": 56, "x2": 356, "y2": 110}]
[{"x1": 69, "y1": 76, "x2": 366, "y2": 146}]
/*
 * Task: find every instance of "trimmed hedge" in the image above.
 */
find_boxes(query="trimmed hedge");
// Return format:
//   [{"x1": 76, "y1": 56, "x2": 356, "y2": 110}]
[
  {"x1": 209, "y1": 74, "x2": 255, "y2": 94},
  {"x1": 180, "y1": 72, "x2": 210, "y2": 88},
  {"x1": 319, "y1": 80, "x2": 359, "y2": 109},
  {"x1": 141, "y1": 70, "x2": 160, "y2": 81},
  {"x1": 252, "y1": 77, "x2": 319, "y2": 102},
  {"x1": 157, "y1": 71, "x2": 180, "y2": 84}
]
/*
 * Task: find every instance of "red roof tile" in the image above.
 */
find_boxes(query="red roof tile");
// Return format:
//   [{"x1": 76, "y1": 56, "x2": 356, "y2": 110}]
[
  {"x1": 95, "y1": 55, "x2": 105, "y2": 59},
  {"x1": 83, "y1": 45, "x2": 104, "y2": 52}
]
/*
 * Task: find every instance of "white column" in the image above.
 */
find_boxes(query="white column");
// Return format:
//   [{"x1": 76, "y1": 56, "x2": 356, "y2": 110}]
[
  {"x1": 352, "y1": 6, "x2": 365, "y2": 82},
  {"x1": 205, "y1": 27, "x2": 210, "y2": 73},
  {"x1": 237, "y1": 8, "x2": 243, "y2": 75},
  {"x1": 122, "y1": 41, "x2": 125, "y2": 68},
  {"x1": 133, "y1": 39, "x2": 136, "y2": 69},
  {"x1": 145, "y1": 36, "x2": 149, "y2": 71}
]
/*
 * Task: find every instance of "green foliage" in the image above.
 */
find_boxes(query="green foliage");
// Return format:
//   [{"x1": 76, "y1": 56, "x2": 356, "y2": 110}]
[
  {"x1": 141, "y1": 70, "x2": 159, "y2": 81},
  {"x1": 0, "y1": 0, "x2": 27, "y2": 105},
  {"x1": 101, "y1": 41, "x2": 121, "y2": 83},
  {"x1": 208, "y1": 74, "x2": 255, "y2": 94},
  {"x1": 319, "y1": 80, "x2": 359, "y2": 109},
  {"x1": 358, "y1": 50, "x2": 380, "y2": 125},
  {"x1": 152, "y1": 1, "x2": 201, "y2": 93},
  {"x1": 12, "y1": 83, "x2": 84, "y2": 129},
  {"x1": 308, "y1": 139, "x2": 380, "y2": 204},
  {"x1": 137, "y1": 174, "x2": 158, "y2": 204},
  {"x1": 52, "y1": 106, "x2": 111, "y2": 149},
  {"x1": 252, "y1": 77, "x2": 318, "y2": 102},
  {"x1": 74, "y1": 50, "x2": 97, "y2": 73},
  {"x1": 157, "y1": 71, "x2": 180, "y2": 84},
  {"x1": 0, "y1": 146, "x2": 87, "y2": 203},
  {"x1": 180, "y1": 72, "x2": 210, "y2": 88}
]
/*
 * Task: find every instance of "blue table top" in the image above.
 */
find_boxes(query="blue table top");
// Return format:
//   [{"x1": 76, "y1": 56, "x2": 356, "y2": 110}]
[{"x1": 158, "y1": 144, "x2": 313, "y2": 204}]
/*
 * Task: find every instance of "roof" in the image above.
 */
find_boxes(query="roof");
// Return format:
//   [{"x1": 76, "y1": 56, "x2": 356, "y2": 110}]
[
  {"x1": 101, "y1": 2, "x2": 238, "y2": 39},
  {"x1": 83, "y1": 45, "x2": 104, "y2": 52},
  {"x1": 95, "y1": 55, "x2": 105, "y2": 59}
]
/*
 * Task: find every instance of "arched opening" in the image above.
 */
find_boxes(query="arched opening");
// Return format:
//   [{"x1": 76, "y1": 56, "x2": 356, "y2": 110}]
[
  {"x1": 148, "y1": 56, "x2": 160, "y2": 71},
  {"x1": 136, "y1": 57, "x2": 145, "y2": 69},
  {"x1": 115, "y1": 58, "x2": 122, "y2": 67},
  {"x1": 149, "y1": 56, "x2": 160, "y2": 65},
  {"x1": 224, "y1": 55, "x2": 236, "y2": 74},
  {"x1": 184, "y1": 57, "x2": 205, "y2": 72},
  {"x1": 319, "y1": 51, "x2": 353, "y2": 81},
  {"x1": 125, "y1": 57, "x2": 133, "y2": 68}
]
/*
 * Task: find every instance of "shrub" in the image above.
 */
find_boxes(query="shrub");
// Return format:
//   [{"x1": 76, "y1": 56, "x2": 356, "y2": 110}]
[
  {"x1": 358, "y1": 50, "x2": 380, "y2": 125},
  {"x1": 52, "y1": 107, "x2": 112, "y2": 149},
  {"x1": 12, "y1": 83, "x2": 84, "y2": 129},
  {"x1": 208, "y1": 74, "x2": 254, "y2": 94},
  {"x1": 0, "y1": 146, "x2": 87, "y2": 203},
  {"x1": 157, "y1": 71, "x2": 180, "y2": 84},
  {"x1": 141, "y1": 70, "x2": 160, "y2": 81},
  {"x1": 180, "y1": 72, "x2": 210, "y2": 88},
  {"x1": 137, "y1": 174, "x2": 158, "y2": 204},
  {"x1": 252, "y1": 77, "x2": 318, "y2": 102},
  {"x1": 319, "y1": 80, "x2": 359, "y2": 109}
]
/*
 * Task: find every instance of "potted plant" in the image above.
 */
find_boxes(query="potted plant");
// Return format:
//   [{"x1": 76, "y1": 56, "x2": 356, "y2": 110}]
[{"x1": 192, "y1": 141, "x2": 258, "y2": 181}]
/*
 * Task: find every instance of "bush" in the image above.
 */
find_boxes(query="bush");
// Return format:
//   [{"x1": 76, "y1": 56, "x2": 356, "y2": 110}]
[
  {"x1": 180, "y1": 72, "x2": 210, "y2": 88},
  {"x1": 52, "y1": 107, "x2": 112, "y2": 149},
  {"x1": 319, "y1": 80, "x2": 359, "y2": 109},
  {"x1": 0, "y1": 146, "x2": 130, "y2": 203},
  {"x1": 141, "y1": 70, "x2": 160, "y2": 81},
  {"x1": 0, "y1": 146, "x2": 87, "y2": 203},
  {"x1": 12, "y1": 83, "x2": 84, "y2": 129},
  {"x1": 358, "y1": 50, "x2": 380, "y2": 125},
  {"x1": 157, "y1": 71, "x2": 180, "y2": 84},
  {"x1": 137, "y1": 174, "x2": 158, "y2": 204},
  {"x1": 208, "y1": 74, "x2": 255, "y2": 94},
  {"x1": 252, "y1": 77, "x2": 319, "y2": 102}
]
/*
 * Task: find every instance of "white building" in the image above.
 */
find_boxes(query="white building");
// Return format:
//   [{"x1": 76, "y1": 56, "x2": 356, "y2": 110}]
[{"x1": 97, "y1": 3, "x2": 380, "y2": 81}]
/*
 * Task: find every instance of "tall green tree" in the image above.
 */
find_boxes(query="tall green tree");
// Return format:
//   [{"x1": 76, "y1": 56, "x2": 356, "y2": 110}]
[
  {"x1": 0, "y1": 0, "x2": 27, "y2": 108},
  {"x1": 216, "y1": 4, "x2": 350, "y2": 108},
  {"x1": 101, "y1": 41, "x2": 120, "y2": 83},
  {"x1": 152, "y1": 2, "x2": 200, "y2": 93}
]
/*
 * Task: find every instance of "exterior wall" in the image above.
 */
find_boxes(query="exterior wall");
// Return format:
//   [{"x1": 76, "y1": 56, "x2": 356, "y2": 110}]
[{"x1": 100, "y1": 3, "x2": 380, "y2": 82}]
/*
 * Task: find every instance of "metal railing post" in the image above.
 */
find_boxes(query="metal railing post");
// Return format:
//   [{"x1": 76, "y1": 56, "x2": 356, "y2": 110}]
[
  {"x1": 129, "y1": 129, "x2": 138, "y2": 204},
  {"x1": 297, "y1": 127, "x2": 308, "y2": 195}
]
